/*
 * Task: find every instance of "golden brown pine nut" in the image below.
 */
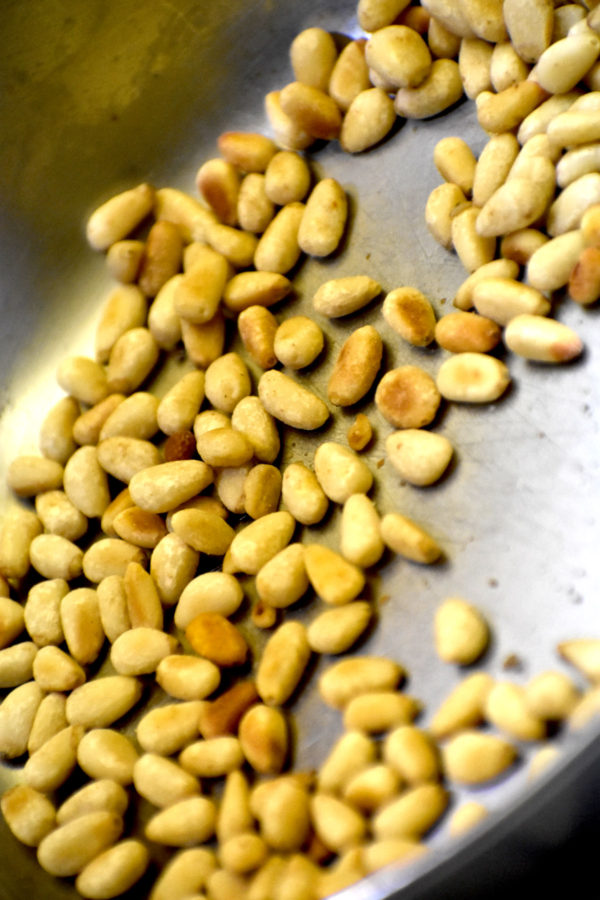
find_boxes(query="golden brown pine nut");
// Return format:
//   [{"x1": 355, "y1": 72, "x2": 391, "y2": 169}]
[
  {"x1": 435, "y1": 311, "x2": 501, "y2": 353},
  {"x1": 106, "y1": 239, "x2": 145, "y2": 283},
  {"x1": 385, "y1": 429, "x2": 454, "y2": 487},
  {"x1": 75, "y1": 839, "x2": 149, "y2": 900},
  {"x1": 186, "y1": 611, "x2": 248, "y2": 667},
  {"x1": 327, "y1": 325, "x2": 382, "y2": 407},
  {"x1": 340, "y1": 87, "x2": 397, "y2": 154},
  {"x1": 206, "y1": 221, "x2": 257, "y2": 269},
  {"x1": 504, "y1": 314, "x2": 583, "y2": 362},
  {"x1": 314, "y1": 441, "x2": 373, "y2": 504},
  {"x1": 569, "y1": 244, "x2": 600, "y2": 305},
  {"x1": 436, "y1": 352, "x2": 511, "y2": 403},
  {"x1": 66, "y1": 675, "x2": 142, "y2": 729},
  {"x1": 253, "y1": 202, "x2": 305, "y2": 274},
  {"x1": 195, "y1": 426, "x2": 254, "y2": 468},
  {"x1": 347, "y1": 413, "x2": 373, "y2": 452},
  {"x1": 237, "y1": 173, "x2": 275, "y2": 234},
  {"x1": 256, "y1": 621, "x2": 311, "y2": 706},
  {"x1": 196, "y1": 159, "x2": 240, "y2": 226},
  {"x1": 471, "y1": 276, "x2": 551, "y2": 325},
  {"x1": 476, "y1": 81, "x2": 547, "y2": 134},
  {"x1": 319, "y1": 656, "x2": 404, "y2": 709},
  {"x1": 145, "y1": 795, "x2": 216, "y2": 847},
  {"x1": 113, "y1": 506, "x2": 167, "y2": 549},
  {"x1": 30, "y1": 534, "x2": 84, "y2": 581},
  {"x1": 123, "y1": 561, "x2": 163, "y2": 629},
  {"x1": 380, "y1": 512, "x2": 442, "y2": 564},
  {"x1": 0, "y1": 507, "x2": 43, "y2": 579},
  {"x1": 64, "y1": 445, "x2": 111, "y2": 517},
  {"x1": 382, "y1": 287, "x2": 436, "y2": 346},
  {"x1": 171, "y1": 507, "x2": 235, "y2": 556},
  {"x1": 238, "y1": 306, "x2": 278, "y2": 369},
  {"x1": 97, "y1": 392, "x2": 158, "y2": 442},
  {"x1": 238, "y1": 703, "x2": 288, "y2": 775},
  {"x1": 451, "y1": 205, "x2": 496, "y2": 272},
  {"x1": 87, "y1": 183, "x2": 154, "y2": 251},
  {"x1": 174, "y1": 245, "x2": 229, "y2": 324},
  {"x1": 106, "y1": 327, "x2": 159, "y2": 395},
  {"x1": 199, "y1": 680, "x2": 259, "y2": 740},
  {"x1": 39, "y1": 396, "x2": 79, "y2": 464},
  {"x1": 244, "y1": 464, "x2": 282, "y2": 519},
  {"x1": 60, "y1": 587, "x2": 105, "y2": 665},
  {"x1": 72, "y1": 393, "x2": 125, "y2": 446},
  {"x1": 298, "y1": 177, "x2": 348, "y2": 257},
  {"x1": 425, "y1": 182, "x2": 467, "y2": 249},
  {"x1": 223, "y1": 272, "x2": 292, "y2": 315},
  {"x1": 375, "y1": 365, "x2": 441, "y2": 429},
  {"x1": 279, "y1": 82, "x2": 343, "y2": 140},
  {"x1": 136, "y1": 700, "x2": 205, "y2": 757},
  {"x1": 1, "y1": 784, "x2": 56, "y2": 847},
  {"x1": 218, "y1": 131, "x2": 278, "y2": 173},
  {"x1": 82, "y1": 538, "x2": 145, "y2": 583},
  {"x1": 148, "y1": 274, "x2": 183, "y2": 351},
  {"x1": 394, "y1": 59, "x2": 463, "y2": 119}
]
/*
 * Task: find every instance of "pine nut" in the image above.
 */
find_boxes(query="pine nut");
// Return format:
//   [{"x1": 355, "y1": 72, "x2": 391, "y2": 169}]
[
  {"x1": 436, "y1": 352, "x2": 511, "y2": 403},
  {"x1": 517, "y1": 91, "x2": 581, "y2": 147},
  {"x1": 25, "y1": 580, "x2": 67, "y2": 649},
  {"x1": 380, "y1": 511, "x2": 442, "y2": 563},
  {"x1": 307, "y1": 602, "x2": 372, "y2": 655},
  {"x1": 434, "y1": 596, "x2": 489, "y2": 665},
  {"x1": 171, "y1": 508, "x2": 235, "y2": 556},
  {"x1": 174, "y1": 246, "x2": 229, "y2": 324},
  {"x1": 385, "y1": 429, "x2": 453, "y2": 487},
  {"x1": 343, "y1": 690, "x2": 421, "y2": 733},
  {"x1": 0, "y1": 597, "x2": 25, "y2": 650},
  {"x1": 458, "y1": 37, "x2": 493, "y2": 100},
  {"x1": 454, "y1": 258, "x2": 519, "y2": 311},
  {"x1": 535, "y1": 32, "x2": 600, "y2": 94},
  {"x1": 38, "y1": 810, "x2": 123, "y2": 877},
  {"x1": 30, "y1": 534, "x2": 84, "y2": 581},
  {"x1": 217, "y1": 769, "x2": 254, "y2": 842},
  {"x1": 77, "y1": 728, "x2": 139, "y2": 784},
  {"x1": 149, "y1": 847, "x2": 216, "y2": 900},
  {"x1": 32, "y1": 645, "x2": 85, "y2": 692},
  {"x1": 557, "y1": 143, "x2": 600, "y2": 189},
  {"x1": 442, "y1": 730, "x2": 517, "y2": 784},
  {"x1": 319, "y1": 656, "x2": 404, "y2": 709},
  {"x1": 290, "y1": 27, "x2": 337, "y2": 91},
  {"x1": 318, "y1": 731, "x2": 377, "y2": 794},
  {"x1": 265, "y1": 151, "x2": 312, "y2": 205},
  {"x1": 504, "y1": 314, "x2": 583, "y2": 362},
  {"x1": 314, "y1": 441, "x2": 373, "y2": 504},
  {"x1": 28, "y1": 692, "x2": 68, "y2": 754},
  {"x1": 527, "y1": 229, "x2": 586, "y2": 292},
  {"x1": 238, "y1": 306, "x2": 278, "y2": 370},
  {"x1": 256, "y1": 621, "x2": 311, "y2": 706},
  {"x1": 7, "y1": 456, "x2": 64, "y2": 498},
  {"x1": 366, "y1": 24, "x2": 432, "y2": 89},
  {"x1": 175, "y1": 572, "x2": 243, "y2": 628},
  {"x1": 98, "y1": 391, "x2": 159, "y2": 442},
  {"x1": 1, "y1": 784, "x2": 56, "y2": 847},
  {"x1": 106, "y1": 327, "x2": 159, "y2": 395},
  {"x1": 327, "y1": 325, "x2": 382, "y2": 407},
  {"x1": 64, "y1": 445, "x2": 111, "y2": 517},
  {"x1": 39, "y1": 395, "x2": 80, "y2": 464},
  {"x1": 82, "y1": 538, "x2": 145, "y2": 583},
  {"x1": 340, "y1": 87, "x2": 396, "y2": 153},
  {"x1": 0, "y1": 641, "x2": 37, "y2": 688},
  {"x1": 128, "y1": 460, "x2": 213, "y2": 513},
  {"x1": 434, "y1": 137, "x2": 476, "y2": 197},
  {"x1": 472, "y1": 133, "x2": 520, "y2": 208},
  {"x1": 547, "y1": 108, "x2": 600, "y2": 149},
  {"x1": 251, "y1": 776, "x2": 311, "y2": 852},
  {"x1": 430, "y1": 672, "x2": 494, "y2": 738},
  {"x1": 148, "y1": 275, "x2": 183, "y2": 350},
  {"x1": 313, "y1": 275, "x2": 381, "y2": 317},
  {"x1": 425, "y1": 182, "x2": 467, "y2": 249},
  {"x1": 94, "y1": 285, "x2": 147, "y2": 364},
  {"x1": 525, "y1": 671, "x2": 580, "y2": 720},
  {"x1": 218, "y1": 131, "x2": 278, "y2": 173},
  {"x1": 383, "y1": 725, "x2": 440, "y2": 784},
  {"x1": 569, "y1": 245, "x2": 600, "y2": 305},
  {"x1": 199, "y1": 681, "x2": 259, "y2": 739},
  {"x1": 237, "y1": 173, "x2": 275, "y2": 233},
  {"x1": 239, "y1": 704, "x2": 288, "y2": 774},
  {"x1": 0, "y1": 681, "x2": 44, "y2": 758},
  {"x1": 86, "y1": 183, "x2": 154, "y2": 251},
  {"x1": 343, "y1": 763, "x2": 402, "y2": 814},
  {"x1": 452, "y1": 204, "x2": 496, "y2": 272},
  {"x1": 490, "y1": 42, "x2": 529, "y2": 93},
  {"x1": 373, "y1": 783, "x2": 448, "y2": 840},
  {"x1": 66, "y1": 676, "x2": 142, "y2": 729},
  {"x1": 559, "y1": 638, "x2": 600, "y2": 683},
  {"x1": 196, "y1": 159, "x2": 240, "y2": 226},
  {"x1": 110, "y1": 627, "x2": 177, "y2": 676},
  {"x1": 186, "y1": 612, "x2": 248, "y2": 667},
  {"x1": 279, "y1": 82, "x2": 342, "y2": 141},
  {"x1": 157, "y1": 654, "x2": 221, "y2": 701},
  {"x1": 298, "y1": 178, "x2": 347, "y2": 257},
  {"x1": 375, "y1": 365, "x2": 441, "y2": 429},
  {"x1": 471, "y1": 276, "x2": 550, "y2": 325},
  {"x1": 339, "y1": 494, "x2": 383, "y2": 568},
  {"x1": 75, "y1": 839, "x2": 149, "y2": 900},
  {"x1": 394, "y1": 59, "x2": 464, "y2": 119},
  {"x1": 72, "y1": 394, "x2": 126, "y2": 447},
  {"x1": 136, "y1": 700, "x2": 205, "y2": 756},
  {"x1": 96, "y1": 575, "x2": 130, "y2": 642},
  {"x1": 448, "y1": 801, "x2": 488, "y2": 837},
  {"x1": 56, "y1": 779, "x2": 129, "y2": 826},
  {"x1": 305, "y1": 543, "x2": 365, "y2": 606},
  {"x1": 151, "y1": 532, "x2": 199, "y2": 606},
  {"x1": 35, "y1": 490, "x2": 88, "y2": 541},
  {"x1": 145, "y1": 796, "x2": 216, "y2": 847},
  {"x1": 310, "y1": 793, "x2": 367, "y2": 852},
  {"x1": 0, "y1": 507, "x2": 43, "y2": 579},
  {"x1": 113, "y1": 506, "x2": 167, "y2": 549},
  {"x1": 383, "y1": 287, "x2": 436, "y2": 346},
  {"x1": 253, "y1": 202, "x2": 305, "y2": 274},
  {"x1": 503, "y1": 0, "x2": 553, "y2": 63},
  {"x1": 273, "y1": 316, "x2": 324, "y2": 371}
]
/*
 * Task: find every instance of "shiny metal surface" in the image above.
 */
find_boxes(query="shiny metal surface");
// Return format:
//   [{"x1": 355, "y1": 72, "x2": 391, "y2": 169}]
[{"x1": 1, "y1": 0, "x2": 600, "y2": 897}]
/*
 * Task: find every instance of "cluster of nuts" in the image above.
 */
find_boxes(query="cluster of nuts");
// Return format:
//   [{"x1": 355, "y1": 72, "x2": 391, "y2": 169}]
[{"x1": 2, "y1": 0, "x2": 600, "y2": 898}]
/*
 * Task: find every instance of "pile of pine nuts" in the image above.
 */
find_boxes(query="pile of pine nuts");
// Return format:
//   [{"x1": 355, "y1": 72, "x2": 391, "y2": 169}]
[{"x1": 3, "y1": 0, "x2": 600, "y2": 897}]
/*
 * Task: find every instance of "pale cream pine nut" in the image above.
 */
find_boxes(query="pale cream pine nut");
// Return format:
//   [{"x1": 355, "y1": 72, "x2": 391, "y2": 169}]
[
  {"x1": 157, "y1": 654, "x2": 221, "y2": 701},
  {"x1": 385, "y1": 429, "x2": 453, "y2": 487},
  {"x1": 39, "y1": 395, "x2": 79, "y2": 464},
  {"x1": 60, "y1": 586, "x2": 104, "y2": 665},
  {"x1": 327, "y1": 325, "x2": 382, "y2": 408},
  {"x1": 517, "y1": 91, "x2": 581, "y2": 147},
  {"x1": 314, "y1": 441, "x2": 373, "y2": 504},
  {"x1": 490, "y1": 42, "x2": 530, "y2": 92},
  {"x1": 504, "y1": 314, "x2": 583, "y2": 363},
  {"x1": 265, "y1": 151, "x2": 312, "y2": 204},
  {"x1": 500, "y1": 229, "x2": 548, "y2": 266},
  {"x1": 471, "y1": 276, "x2": 550, "y2": 326},
  {"x1": 149, "y1": 848, "x2": 217, "y2": 900},
  {"x1": 7, "y1": 456, "x2": 63, "y2": 499},
  {"x1": 171, "y1": 508, "x2": 235, "y2": 556},
  {"x1": 28, "y1": 692, "x2": 68, "y2": 754},
  {"x1": 151, "y1": 531, "x2": 199, "y2": 606},
  {"x1": 106, "y1": 239, "x2": 145, "y2": 284},
  {"x1": 253, "y1": 543, "x2": 306, "y2": 609},
  {"x1": 196, "y1": 426, "x2": 254, "y2": 468},
  {"x1": 82, "y1": 538, "x2": 145, "y2": 583},
  {"x1": 278, "y1": 82, "x2": 343, "y2": 141},
  {"x1": 380, "y1": 512, "x2": 442, "y2": 564},
  {"x1": 175, "y1": 572, "x2": 243, "y2": 629},
  {"x1": 110, "y1": 626, "x2": 178, "y2": 676},
  {"x1": 484, "y1": 682, "x2": 546, "y2": 741},
  {"x1": 569, "y1": 245, "x2": 600, "y2": 305},
  {"x1": 535, "y1": 31, "x2": 600, "y2": 94},
  {"x1": 318, "y1": 730, "x2": 377, "y2": 794},
  {"x1": 32, "y1": 645, "x2": 85, "y2": 692},
  {"x1": 525, "y1": 670, "x2": 580, "y2": 720},
  {"x1": 113, "y1": 506, "x2": 167, "y2": 549},
  {"x1": 310, "y1": 793, "x2": 367, "y2": 852},
  {"x1": 454, "y1": 260, "x2": 520, "y2": 311},
  {"x1": 443, "y1": 729, "x2": 517, "y2": 784},
  {"x1": 24, "y1": 724, "x2": 84, "y2": 792},
  {"x1": 86, "y1": 183, "x2": 154, "y2": 251},
  {"x1": 218, "y1": 131, "x2": 277, "y2": 173},
  {"x1": 129, "y1": 459, "x2": 213, "y2": 513},
  {"x1": 527, "y1": 230, "x2": 586, "y2": 292},
  {"x1": 418, "y1": 0, "x2": 475, "y2": 37},
  {"x1": 77, "y1": 728, "x2": 139, "y2": 784},
  {"x1": 75, "y1": 839, "x2": 149, "y2": 900},
  {"x1": 72, "y1": 393, "x2": 125, "y2": 446},
  {"x1": 428, "y1": 15, "x2": 461, "y2": 58},
  {"x1": 383, "y1": 725, "x2": 440, "y2": 784},
  {"x1": 340, "y1": 494, "x2": 384, "y2": 568},
  {"x1": 96, "y1": 574, "x2": 130, "y2": 642},
  {"x1": 0, "y1": 641, "x2": 37, "y2": 688},
  {"x1": 94, "y1": 284, "x2": 147, "y2": 364},
  {"x1": 394, "y1": 59, "x2": 464, "y2": 119},
  {"x1": 557, "y1": 144, "x2": 600, "y2": 189},
  {"x1": 281, "y1": 461, "x2": 328, "y2": 525},
  {"x1": 186, "y1": 612, "x2": 248, "y2": 667},
  {"x1": 547, "y1": 109, "x2": 600, "y2": 150},
  {"x1": 313, "y1": 274, "x2": 381, "y2": 317},
  {"x1": 196, "y1": 158, "x2": 240, "y2": 226},
  {"x1": 430, "y1": 672, "x2": 494, "y2": 739},
  {"x1": 458, "y1": 37, "x2": 493, "y2": 100},
  {"x1": 264, "y1": 90, "x2": 314, "y2": 152},
  {"x1": 554, "y1": 5, "x2": 586, "y2": 41},
  {"x1": 215, "y1": 465, "x2": 250, "y2": 516},
  {"x1": 179, "y1": 736, "x2": 244, "y2": 778},
  {"x1": 56, "y1": 779, "x2": 128, "y2": 826},
  {"x1": 451, "y1": 205, "x2": 496, "y2": 273},
  {"x1": 37, "y1": 810, "x2": 123, "y2": 878},
  {"x1": 237, "y1": 173, "x2": 275, "y2": 234},
  {"x1": 35, "y1": 490, "x2": 87, "y2": 542},
  {"x1": 448, "y1": 802, "x2": 488, "y2": 837},
  {"x1": 0, "y1": 597, "x2": 24, "y2": 650},
  {"x1": 0, "y1": 681, "x2": 44, "y2": 757},
  {"x1": 304, "y1": 543, "x2": 365, "y2": 606},
  {"x1": 99, "y1": 391, "x2": 159, "y2": 441},
  {"x1": 319, "y1": 656, "x2": 404, "y2": 709},
  {"x1": 144, "y1": 795, "x2": 216, "y2": 847},
  {"x1": 343, "y1": 690, "x2": 421, "y2": 733},
  {"x1": 136, "y1": 700, "x2": 205, "y2": 756},
  {"x1": 217, "y1": 769, "x2": 254, "y2": 843},
  {"x1": 365, "y1": 24, "x2": 431, "y2": 89},
  {"x1": 339, "y1": 86, "x2": 397, "y2": 154},
  {"x1": 105, "y1": 326, "x2": 159, "y2": 395},
  {"x1": 194, "y1": 409, "x2": 231, "y2": 439},
  {"x1": 174, "y1": 246, "x2": 229, "y2": 325},
  {"x1": 425, "y1": 182, "x2": 467, "y2": 249},
  {"x1": 23, "y1": 579, "x2": 67, "y2": 647},
  {"x1": 256, "y1": 621, "x2": 311, "y2": 706},
  {"x1": 66, "y1": 675, "x2": 142, "y2": 729},
  {"x1": 238, "y1": 306, "x2": 277, "y2": 370},
  {"x1": 434, "y1": 596, "x2": 488, "y2": 665},
  {"x1": 547, "y1": 173, "x2": 600, "y2": 238},
  {"x1": 244, "y1": 464, "x2": 282, "y2": 520},
  {"x1": 223, "y1": 274, "x2": 292, "y2": 318},
  {"x1": 307, "y1": 602, "x2": 372, "y2": 655},
  {"x1": 559, "y1": 638, "x2": 600, "y2": 682},
  {"x1": 273, "y1": 317, "x2": 324, "y2": 371},
  {"x1": 0, "y1": 507, "x2": 42, "y2": 579},
  {"x1": 373, "y1": 783, "x2": 448, "y2": 840},
  {"x1": 253, "y1": 202, "x2": 305, "y2": 275},
  {"x1": 239, "y1": 703, "x2": 288, "y2": 774},
  {"x1": 475, "y1": 82, "x2": 547, "y2": 135},
  {"x1": 460, "y1": 0, "x2": 506, "y2": 42},
  {"x1": 384, "y1": 287, "x2": 437, "y2": 346},
  {"x1": 154, "y1": 186, "x2": 217, "y2": 244},
  {"x1": 258, "y1": 370, "x2": 329, "y2": 431},
  {"x1": 433, "y1": 137, "x2": 476, "y2": 196},
  {"x1": 290, "y1": 26, "x2": 337, "y2": 91},
  {"x1": 375, "y1": 365, "x2": 442, "y2": 429},
  {"x1": 343, "y1": 763, "x2": 402, "y2": 813},
  {"x1": 157, "y1": 368, "x2": 205, "y2": 434},
  {"x1": 57, "y1": 355, "x2": 109, "y2": 406},
  {"x1": 472, "y1": 133, "x2": 520, "y2": 208},
  {"x1": 64, "y1": 445, "x2": 111, "y2": 517},
  {"x1": 148, "y1": 274, "x2": 183, "y2": 351},
  {"x1": 298, "y1": 177, "x2": 348, "y2": 258},
  {"x1": 1, "y1": 784, "x2": 56, "y2": 847},
  {"x1": 502, "y1": 0, "x2": 553, "y2": 63},
  {"x1": 30, "y1": 533, "x2": 84, "y2": 581},
  {"x1": 436, "y1": 352, "x2": 511, "y2": 404}
]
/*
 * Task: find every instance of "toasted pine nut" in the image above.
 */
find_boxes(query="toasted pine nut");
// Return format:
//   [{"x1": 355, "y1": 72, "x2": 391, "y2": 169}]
[
  {"x1": 458, "y1": 37, "x2": 493, "y2": 100},
  {"x1": 569, "y1": 244, "x2": 600, "y2": 305},
  {"x1": 448, "y1": 802, "x2": 488, "y2": 837},
  {"x1": 0, "y1": 641, "x2": 37, "y2": 689},
  {"x1": 425, "y1": 182, "x2": 467, "y2": 249},
  {"x1": 72, "y1": 393, "x2": 125, "y2": 446},
  {"x1": 237, "y1": 173, "x2": 275, "y2": 234},
  {"x1": 98, "y1": 391, "x2": 159, "y2": 442},
  {"x1": 30, "y1": 534, "x2": 84, "y2": 581},
  {"x1": 344, "y1": 690, "x2": 420, "y2": 733},
  {"x1": 500, "y1": 228, "x2": 548, "y2": 266},
  {"x1": 290, "y1": 27, "x2": 337, "y2": 92},
  {"x1": 343, "y1": 764, "x2": 402, "y2": 813},
  {"x1": 239, "y1": 703, "x2": 288, "y2": 774},
  {"x1": 385, "y1": 429, "x2": 453, "y2": 487},
  {"x1": 451, "y1": 205, "x2": 496, "y2": 272},
  {"x1": 264, "y1": 90, "x2": 314, "y2": 152},
  {"x1": 171, "y1": 507, "x2": 235, "y2": 556},
  {"x1": 223, "y1": 273, "x2": 292, "y2": 316},
  {"x1": 86, "y1": 183, "x2": 154, "y2": 251},
  {"x1": 129, "y1": 460, "x2": 213, "y2": 513},
  {"x1": 383, "y1": 287, "x2": 436, "y2": 347},
  {"x1": 372, "y1": 783, "x2": 448, "y2": 840},
  {"x1": 0, "y1": 597, "x2": 24, "y2": 650},
  {"x1": 298, "y1": 178, "x2": 347, "y2": 257},
  {"x1": 472, "y1": 133, "x2": 520, "y2": 208},
  {"x1": 96, "y1": 575, "x2": 130, "y2": 642},
  {"x1": 504, "y1": 313, "x2": 583, "y2": 362},
  {"x1": 279, "y1": 82, "x2": 342, "y2": 141},
  {"x1": 136, "y1": 700, "x2": 205, "y2": 756},
  {"x1": 39, "y1": 396, "x2": 80, "y2": 464},
  {"x1": 205, "y1": 221, "x2": 258, "y2": 268},
  {"x1": 64, "y1": 445, "x2": 111, "y2": 518},
  {"x1": 195, "y1": 427, "x2": 254, "y2": 469},
  {"x1": 394, "y1": 58, "x2": 463, "y2": 119},
  {"x1": 476, "y1": 81, "x2": 547, "y2": 135},
  {"x1": 339, "y1": 493, "x2": 383, "y2": 569},
  {"x1": 175, "y1": 572, "x2": 243, "y2": 629},
  {"x1": 174, "y1": 246, "x2": 229, "y2": 324},
  {"x1": 313, "y1": 275, "x2": 381, "y2": 317},
  {"x1": 0, "y1": 507, "x2": 43, "y2": 579},
  {"x1": 258, "y1": 370, "x2": 329, "y2": 430},
  {"x1": 105, "y1": 327, "x2": 159, "y2": 395},
  {"x1": 527, "y1": 229, "x2": 586, "y2": 292},
  {"x1": 281, "y1": 462, "x2": 328, "y2": 525},
  {"x1": 319, "y1": 656, "x2": 404, "y2": 709},
  {"x1": 106, "y1": 239, "x2": 145, "y2": 283},
  {"x1": 32, "y1": 645, "x2": 85, "y2": 692},
  {"x1": 61, "y1": 587, "x2": 104, "y2": 668},
  {"x1": 218, "y1": 131, "x2": 278, "y2": 173},
  {"x1": 66, "y1": 675, "x2": 142, "y2": 729},
  {"x1": 7, "y1": 456, "x2": 64, "y2": 499},
  {"x1": 265, "y1": 153, "x2": 311, "y2": 207},
  {"x1": 380, "y1": 512, "x2": 442, "y2": 564},
  {"x1": 238, "y1": 306, "x2": 278, "y2": 369},
  {"x1": 94, "y1": 285, "x2": 147, "y2": 363},
  {"x1": 199, "y1": 681, "x2": 259, "y2": 740},
  {"x1": 75, "y1": 839, "x2": 149, "y2": 900},
  {"x1": 347, "y1": 413, "x2": 373, "y2": 452},
  {"x1": 253, "y1": 543, "x2": 307, "y2": 609},
  {"x1": 375, "y1": 365, "x2": 441, "y2": 429},
  {"x1": 196, "y1": 159, "x2": 240, "y2": 226},
  {"x1": 253, "y1": 202, "x2": 305, "y2": 274},
  {"x1": 340, "y1": 86, "x2": 397, "y2": 154},
  {"x1": 256, "y1": 621, "x2": 311, "y2": 706},
  {"x1": 471, "y1": 276, "x2": 550, "y2": 325},
  {"x1": 77, "y1": 728, "x2": 139, "y2": 784},
  {"x1": 318, "y1": 731, "x2": 377, "y2": 794},
  {"x1": 113, "y1": 506, "x2": 167, "y2": 549},
  {"x1": 433, "y1": 137, "x2": 476, "y2": 195},
  {"x1": 525, "y1": 670, "x2": 580, "y2": 720},
  {"x1": 145, "y1": 796, "x2": 216, "y2": 847},
  {"x1": 1, "y1": 784, "x2": 56, "y2": 847},
  {"x1": 490, "y1": 41, "x2": 529, "y2": 92},
  {"x1": 215, "y1": 465, "x2": 250, "y2": 516},
  {"x1": 186, "y1": 612, "x2": 248, "y2": 667},
  {"x1": 436, "y1": 352, "x2": 510, "y2": 403},
  {"x1": 219, "y1": 832, "x2": 268, "y2": 876},
  {"x1": 327, "y1": 325, "x2": 383, "y2": 407},
  {"x1": 244, "y1": 464, "x2": 282, "y2": 520},
  {"x1": 435, "y1": 310, "x2": 501, "y2": 353},
  {"x1": 110, "y1": 626, "x2": 176, "y2": 676}
]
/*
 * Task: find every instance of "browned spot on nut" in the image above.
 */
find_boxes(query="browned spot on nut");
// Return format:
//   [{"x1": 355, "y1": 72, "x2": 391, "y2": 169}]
[
  {"x1": 199, "y1": 681, "x2": 259, "y2": 738},
  {"x1": 375, "y1": 365, "x2": 441, "y2": 428},
  {"x1": 164, "y1": 430, "x2": 197, "y2": 462},
  {"x1": 347, "y1": 413, "x2": 373, "y2": 451}
]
